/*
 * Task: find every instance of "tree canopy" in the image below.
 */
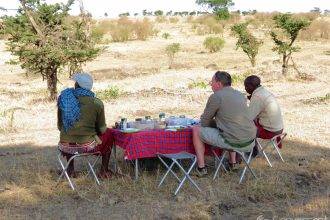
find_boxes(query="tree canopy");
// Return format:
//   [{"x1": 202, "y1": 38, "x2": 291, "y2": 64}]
[
  {"x1": 270, "y1": 13, "x2": 310, "y2": 75},
  {"x1": 3, "y1": 0, "x2": 102, "y2": 100},
  {"x1": 195, "y1": 0, "x2": 234, "y2": 20}
]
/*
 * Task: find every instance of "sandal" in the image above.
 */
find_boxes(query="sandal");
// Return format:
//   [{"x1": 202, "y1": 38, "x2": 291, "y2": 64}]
[{"x1": 98, "y1": 171, "x2": 112, "y2": 179}]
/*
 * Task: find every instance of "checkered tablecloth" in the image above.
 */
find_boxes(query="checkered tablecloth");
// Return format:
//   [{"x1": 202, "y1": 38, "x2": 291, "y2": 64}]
[{"x1": 111, "y1": 128, "x2": 219, "y2": 160}]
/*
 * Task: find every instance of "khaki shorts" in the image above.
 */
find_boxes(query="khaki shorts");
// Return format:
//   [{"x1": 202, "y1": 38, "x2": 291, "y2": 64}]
[{"x1": 199, "y1": 127, "x2": 254, "y2": 152}]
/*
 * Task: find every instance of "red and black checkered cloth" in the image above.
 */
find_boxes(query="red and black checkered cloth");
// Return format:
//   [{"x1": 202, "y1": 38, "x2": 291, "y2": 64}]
[{"x1": 111, "y1": 128, "x2": 218, "y2": 160}]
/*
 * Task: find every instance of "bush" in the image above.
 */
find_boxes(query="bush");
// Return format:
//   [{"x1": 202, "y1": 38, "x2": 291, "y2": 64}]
[
  {"x1": 96, "y1": 86, "x2": 120, "y2": 100},
  {"x1": 194, "y1": 15, "x2": 224, "y2": 34},
  {"x1": 155, "y1": 16, "x2": 167, "y2": 23},
  {"x1": 169, "y1": 17, "x2": 179, "y2": 23},
  {"x1": 231, "y1": 72, "x2": 249, "y2": 84},
  {"x1": 188, "y1": 80, "x2": 208, "y2": 89},
  {"x1": 162, "y1": 33, "x2": 170, "y2": 39},
  {"x1": 109, "y1": 17, "x2": 134, "y2": 42},
  {"x1": 299, "y1": 19, "x2": 330, "y2": 41},
  {"x1": 203, "y1": 36, "x2": 225, "y2": 53},
  {"x1": 165, "y1": 43, "x2": 181, "y2": 68},
  {"x1": 134, "y1": 18, "x2": 154, "y2": 40},
  {"x1": 231, "y1": 22, "x2": 263, "y2": 67},
  {"x1": 108, "y1": 17, "x2": 154, "y2": 42}
]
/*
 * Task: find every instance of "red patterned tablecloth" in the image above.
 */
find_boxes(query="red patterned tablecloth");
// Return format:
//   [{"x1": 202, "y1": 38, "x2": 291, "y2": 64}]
[{"x1": 111, "y1": 128, "x2": 219, "y2": 160}]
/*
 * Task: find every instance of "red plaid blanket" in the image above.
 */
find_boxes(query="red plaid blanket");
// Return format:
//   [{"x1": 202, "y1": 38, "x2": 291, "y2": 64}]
[{"x1": 111, "y1": 128, "x2": 218, "y2": 160}]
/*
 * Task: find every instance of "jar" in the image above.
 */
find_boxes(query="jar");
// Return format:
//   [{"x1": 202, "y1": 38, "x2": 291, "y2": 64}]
[
  {"x1": 145, "y1": 116, "x2": 152, "y2": 121},
  {"x1": 159, "y1": 112, "x2": 165, "y2": 122},
  {"x1": 120, "y1": 118, "x2": 127, "y2": 130}
]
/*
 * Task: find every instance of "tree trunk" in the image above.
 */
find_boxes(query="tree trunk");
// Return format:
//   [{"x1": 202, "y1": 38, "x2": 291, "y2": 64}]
[
  {"x1": 46, "y1": 68, "x2": 58, "y2": 101},
  {"x1": 282, "y1": 54, "x2": 289, "y2": 75},
  {"x1": 250, "y1": 58, "x2": 256, "y2": 67}
]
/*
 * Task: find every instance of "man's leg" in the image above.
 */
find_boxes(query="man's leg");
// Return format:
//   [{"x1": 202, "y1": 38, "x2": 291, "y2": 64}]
[
  {"x1": 100, "y1": 152, "x2": 111, "y2": 175},
  {"x1": 229, "y1": 151, "x2": 236, "y2": 164},
  {"x1": 66, "y1": 155, "x2": 76, "y2": 177},
  {"x1": 97, "y1": 128, "x2": 114, "y2": 177},
  {"x1": 192, "y1": 125, "x2": 206, "y2": 168}
]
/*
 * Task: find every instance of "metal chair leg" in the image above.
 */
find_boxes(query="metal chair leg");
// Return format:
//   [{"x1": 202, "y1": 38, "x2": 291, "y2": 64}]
[{"x1": 238, "y1": 151, "x2": 257, "y2": 184}]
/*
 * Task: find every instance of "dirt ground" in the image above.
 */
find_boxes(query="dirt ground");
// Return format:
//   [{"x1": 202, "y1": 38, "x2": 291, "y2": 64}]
[{"x1": 0, "y1": 17, "x2": 329, "y2": 220}]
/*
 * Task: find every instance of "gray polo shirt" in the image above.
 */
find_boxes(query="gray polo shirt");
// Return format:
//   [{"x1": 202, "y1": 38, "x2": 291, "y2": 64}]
[{"x1": 201, "y1": 86, "x2": 256, "y2": 144}]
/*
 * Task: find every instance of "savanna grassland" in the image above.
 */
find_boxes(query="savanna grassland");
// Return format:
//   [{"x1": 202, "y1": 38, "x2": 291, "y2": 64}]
[{"x1": 0, "y1": 14, "x2": 329, "y2": 220}]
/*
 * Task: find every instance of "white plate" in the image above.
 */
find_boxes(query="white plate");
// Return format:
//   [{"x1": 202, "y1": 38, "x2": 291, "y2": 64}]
[
  {"x1": 166, "y1": 125, "x2": 187, "y2": 129},
  {"x1": 120, "y1": 128, "x2": 140, "y2": 133}
]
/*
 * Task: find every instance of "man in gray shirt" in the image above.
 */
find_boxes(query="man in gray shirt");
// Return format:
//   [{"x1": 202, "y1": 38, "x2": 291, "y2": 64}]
[{"x1": 193, "y1": 71, "x2": 256, "y2": 176}]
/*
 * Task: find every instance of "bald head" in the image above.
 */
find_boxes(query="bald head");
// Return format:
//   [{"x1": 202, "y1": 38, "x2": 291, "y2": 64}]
[{"x1": 244, "y1": 75, "x2": 261, "y2": 94}]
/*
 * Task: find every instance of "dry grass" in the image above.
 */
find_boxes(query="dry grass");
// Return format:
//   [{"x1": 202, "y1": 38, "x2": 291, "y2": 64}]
[{"x1": 0, "y1": 15, "x2": 330, "y2": 219}]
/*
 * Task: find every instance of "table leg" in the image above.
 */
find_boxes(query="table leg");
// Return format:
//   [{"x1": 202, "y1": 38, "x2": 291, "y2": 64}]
[{"x1": 135, "y1": 158, "x2": 139, "y2": 180}]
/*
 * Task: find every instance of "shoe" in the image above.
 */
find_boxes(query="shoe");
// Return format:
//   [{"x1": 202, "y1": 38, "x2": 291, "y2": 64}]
[
  {"x1": 252, "y1": 146, "x2": 259, "y2": 158},
  {"x1": 98, "y1": 170, "x2": 112, "y2": 179},
  {"x1": 195, "y1": 167, "x2": 208, "y2": 177},
  {"x1": 224, "y1": 162, "x2": 239, "y2": 172},
  {"x1": 229, "y1": 163, "x2": 239, "y2": 172}
]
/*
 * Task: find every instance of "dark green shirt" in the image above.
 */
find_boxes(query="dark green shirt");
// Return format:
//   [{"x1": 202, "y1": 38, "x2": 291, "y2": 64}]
[{"x1": 57, "y1": 96, "x2": 107, "y2": 143}]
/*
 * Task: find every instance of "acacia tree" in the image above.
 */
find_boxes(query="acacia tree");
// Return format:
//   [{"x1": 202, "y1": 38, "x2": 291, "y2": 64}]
[
  {"x1": 270, "y1": 13, "x2": 310, "y2": 75},
  {"x1": 3, "y1": 0, "x2": 102, "y2": 100},
  {"x1": 195, "y1": 0, "x2": 234, "y2": 20},
  {"x1": 231, "y1": 22, "x2": 263, "y2": 67}
]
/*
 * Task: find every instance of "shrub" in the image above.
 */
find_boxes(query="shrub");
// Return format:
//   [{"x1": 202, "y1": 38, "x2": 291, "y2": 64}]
[
  {"x1": 188, "y1": 80, "x2": 208, "y2": 89},
  {"x1": 231, "y1": 72, "x2": 249, "y2": 84},
  {"x1": 109, "y1": 17, "x2": 154, "y2": 42},
  {"x1": 165, "y1": 43, "x2": 181, "y2": 68},
  {"x1": 299, "y1": 19, "x2": 330, "y2": 41},
  {"x1": 203, "y1": 36, "x2": 225, "y2": 53},
  {"x1": 231, "y1": 22, "x2": 263, "y2": 67},
  {"x1": 96, "y1": 86, "x2": 120, "y2": 100},
  {"x1": 155, "y1": 16, "x2": 167, "y2": 23},
  {"x1": 194, "y1": 15, "x2": 224, "y2": 34},
  {"x1": 109, "y1": 18, "x2": 134, "y2": 42},
  {"x1": 134, "y1": 18, "x2": 154, "y2": 40},
  {"x1": 270, "y1": 13, "x2": 310, "y2": 75},
  {"x1": 162, "y1": 33, "x2": 170, "y2": 39},
  {"x1": 169, "y1": 17, "x2": 179, "y2": 23}
]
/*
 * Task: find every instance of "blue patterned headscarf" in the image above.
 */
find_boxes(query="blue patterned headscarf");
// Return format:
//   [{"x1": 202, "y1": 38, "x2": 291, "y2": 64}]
[{"x1": 58, "y1": 88, "x2": 95, "y2": 132}]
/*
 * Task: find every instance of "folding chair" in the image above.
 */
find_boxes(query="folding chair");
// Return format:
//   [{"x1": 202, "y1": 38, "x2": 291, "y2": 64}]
[
  {"x1": 156, "y1": 152, "x2": 202, "y2": 195},
  {"x1": 56, "y1": 142, "x2": 102, "y2": 191},
  {"x1": 256, "y1": 133, "x2": 287, "y2": 168},
  {"x1": 212, "y1": 140, "x2": 257, "y2": 184}
]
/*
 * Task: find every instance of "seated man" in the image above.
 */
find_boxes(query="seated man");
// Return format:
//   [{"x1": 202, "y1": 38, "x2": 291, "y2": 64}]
[
  {"x1": 244, "y1": 75, "x2": 284, "y2": 156},
  {"x1": 57, "y1": 73, "x2": 113, "y2": 178},
  {"x1": 193, "y1": 71, "x2": 256, "y2": 176}
]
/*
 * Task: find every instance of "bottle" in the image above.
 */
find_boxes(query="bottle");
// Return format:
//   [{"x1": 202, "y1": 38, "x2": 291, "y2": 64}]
[
  {"x1": 159, "y1": 112, "x2": 165, "y2": 122},
  {"x1": 120, "y1": 118, "x2": 127, "y2": 130},
  {"x1": 179, "y1": 115, "x2": 187, "y2": 126}
]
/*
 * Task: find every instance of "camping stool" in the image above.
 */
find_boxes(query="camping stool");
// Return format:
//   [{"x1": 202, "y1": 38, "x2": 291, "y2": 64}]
[
  {"x1": 56, "y1": 142, "x2": 102, "y2": 191},
  {"x1": 156, "y1": 152, "x2": 202, "y2": 196},
  {"x1": 256, "y1": 132, "x2": 287, "y2": 168},
  {"x1": 212, "y1": 140, "x2": 257, "y2": 184}
]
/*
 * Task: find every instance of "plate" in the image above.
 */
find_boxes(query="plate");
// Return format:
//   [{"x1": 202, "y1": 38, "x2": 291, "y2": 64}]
[
  {"x1": 165, "y1": 126, "x2": 187, "y2": 131},
  {"x1": 120, "y1": 128, "x2": 140, "y2": 133}
]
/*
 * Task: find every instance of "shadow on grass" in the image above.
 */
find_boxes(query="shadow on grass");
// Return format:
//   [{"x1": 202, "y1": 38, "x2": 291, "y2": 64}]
[{"x1": 0, "y1": 139, "x2": 329, "y2": 219}]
